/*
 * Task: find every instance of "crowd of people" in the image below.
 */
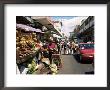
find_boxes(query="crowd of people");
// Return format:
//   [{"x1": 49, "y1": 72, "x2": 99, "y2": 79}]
[
  {"x1": 60, "y1": 40, "x2": 78, "y2": 55},
  {"x1": 35, "y1": 38, "x2": 62, "y2": 65},
  {"x1": 35, "y1": 38, "x2": 78, "y2": 65},
  {"x1": 16, "y1": 33, "x2": 79, "y2": 74}
]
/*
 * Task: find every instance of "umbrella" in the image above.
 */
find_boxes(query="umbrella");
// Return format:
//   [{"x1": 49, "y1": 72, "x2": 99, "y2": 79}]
[{"x1": 16, "y1": 24, "x2": 42, "y2": 33}]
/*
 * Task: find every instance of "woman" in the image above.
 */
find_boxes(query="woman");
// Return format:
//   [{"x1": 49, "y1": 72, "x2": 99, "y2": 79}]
[{"x1": 48, "y1": 41, "x2": 57, "y2": 64}]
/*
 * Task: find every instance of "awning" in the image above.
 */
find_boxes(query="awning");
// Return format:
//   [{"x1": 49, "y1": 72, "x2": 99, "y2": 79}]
[
  {"x1": 16, "y1": 24, "x2": 42, "y2": 33},
  {"x1": 32, "y1": 17, "x2": 62, "y2": 37},
  {"x1": 16, "y1": 16, "x2": 32, "y2": 24},
  {"x1": 53, "y1": 34, "x2": 62, "y2": 38}
]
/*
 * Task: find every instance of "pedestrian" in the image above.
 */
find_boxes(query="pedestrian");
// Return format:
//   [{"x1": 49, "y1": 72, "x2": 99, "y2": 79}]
[
  {"x1": 69, "y1": 41, "x2": 73, "y2": 54},
  {"x1": 66, "y1": 41, "x2": 70, "y2": 54},
  {"x1": 57, "y1": 42, "x2": 61, "y2": 54},
  {"x1": 72, "y1": 41, "x2": 76, "y2": 54},
  {"x1": 63, "y1": 41, "x2": 67, "y2": 54}
]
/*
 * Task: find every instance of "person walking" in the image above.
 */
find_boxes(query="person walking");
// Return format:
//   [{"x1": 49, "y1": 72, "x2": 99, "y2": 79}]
[
  {"x1": 63, "y1": 41, "x2": 67, "y2": 54},
  {"x1": 69, "y1": 41, "x2": 73, "y2": 54},
  {"x1": 67, "y1": 41, "x2": 70, "y2": 54},
  {"x1": 71, "y1": 41, "x2": 76, "y2": 54},
  {"x1": 57, "y1": 42, "x2": 61, "y2": 54}
]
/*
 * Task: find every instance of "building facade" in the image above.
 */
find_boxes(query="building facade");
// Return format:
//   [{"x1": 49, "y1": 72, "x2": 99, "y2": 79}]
[
  {"x1": 77, "y1": 16, "x2": 94, "y2": 43},
  {"x1": 53, "y1": 21, "x2": 62, "y2": 32}
]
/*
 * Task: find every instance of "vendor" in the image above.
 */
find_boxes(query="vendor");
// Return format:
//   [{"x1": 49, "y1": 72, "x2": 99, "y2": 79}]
[
  {"x1": 34, "y1": 38, "x2": 43, "y2": 64},
  {"x1": 48, "y1": 40, "x2": 57, "y2": 64}
]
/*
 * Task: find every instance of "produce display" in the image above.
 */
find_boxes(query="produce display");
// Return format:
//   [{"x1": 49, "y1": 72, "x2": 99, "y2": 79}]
[
  {"x1": 52, "y1": 54, "x2": 62, "y2": 68},
  {"x1": 16, "y1": 29, "x2": 40, "y2": 64},
  {"x1": 27, "y1": 59, "x2": 37, "y2": 74},
  {"x1": 16, "y1": 27, "x2": 62, "y2": 75}
]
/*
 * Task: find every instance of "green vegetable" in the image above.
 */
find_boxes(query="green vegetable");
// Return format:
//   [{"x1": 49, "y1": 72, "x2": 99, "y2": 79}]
[{"x1": 26, "y1": 59, "x2": 37, "y2": 74}]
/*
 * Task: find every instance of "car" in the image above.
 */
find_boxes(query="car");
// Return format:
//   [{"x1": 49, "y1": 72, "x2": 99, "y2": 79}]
[{"x1": 76, "y1": 42, "x2": 94, "y2": 62}]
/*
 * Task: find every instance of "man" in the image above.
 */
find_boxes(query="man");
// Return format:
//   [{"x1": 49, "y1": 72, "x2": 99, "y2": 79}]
[
  {"x1": 67, "y1": 41, "x2": 70, "y2": 54},
  {"x1": 63, "y1": 41, "x2": 67, "y2": 54},
  {"x1": 71, "y1": 41, "x2": 76, "y2": 54},
  {"x1": 57, "y1": 42, "x2": 61, "y2": 54},
  {"x1": 69, "y1": 41, "x2": 73, "y2": 54}
]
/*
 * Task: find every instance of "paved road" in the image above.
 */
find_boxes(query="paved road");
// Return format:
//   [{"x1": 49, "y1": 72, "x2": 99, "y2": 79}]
[{"x1": 58, "y1": 53, "x2": 94, "y2": 74}]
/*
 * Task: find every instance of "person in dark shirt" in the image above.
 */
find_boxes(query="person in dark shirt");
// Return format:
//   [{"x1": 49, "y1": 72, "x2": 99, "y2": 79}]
[
  {"x1": 57, "y1": 42, "x2": 61, "y2": 54},
  {"x1": 63, "y1": 42, "x2": 67, "y2": 54}
]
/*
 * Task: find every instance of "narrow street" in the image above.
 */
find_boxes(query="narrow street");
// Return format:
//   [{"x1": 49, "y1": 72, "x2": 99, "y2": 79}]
[
  {"x1": 58, "y1": 52, "x2": 94, "y2": 74},
  {"x1": 16, "y1": 16, "x2": 94, "y2": 75}
]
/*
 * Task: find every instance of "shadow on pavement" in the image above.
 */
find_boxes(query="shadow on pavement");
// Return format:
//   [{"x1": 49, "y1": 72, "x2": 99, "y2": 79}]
[
  {"x1": 62, "y1": 54, "x2": 72, "y2": 55},
  {"x1": 85, "y1": 71, "x2": 94, "y2": 74},
  {"x1": 73, "y1": 54, "x2": 93, "y2": 64},
  {"x1": 73, "y1": 54, "x2": 81, "y2": 63}
]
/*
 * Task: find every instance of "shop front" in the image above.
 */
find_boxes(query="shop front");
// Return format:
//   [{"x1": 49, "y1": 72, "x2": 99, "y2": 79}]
[{"x1": 16, "y1": 24, "x2": 43, "y2": 74}]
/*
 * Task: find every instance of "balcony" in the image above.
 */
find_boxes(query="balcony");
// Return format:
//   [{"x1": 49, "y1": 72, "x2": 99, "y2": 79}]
[
  {"x1": 89, "y1": 20, "x2": 94, "y2": 27},
  {"x1": 84, "y1": 23, "x2": 89, "y2": 30},
  {"x1": 83, "y1": 20, "x2": 94, "y2": 31},
  {"x1": 79, "y1": 29, "x2": 83, "y2": 33}
]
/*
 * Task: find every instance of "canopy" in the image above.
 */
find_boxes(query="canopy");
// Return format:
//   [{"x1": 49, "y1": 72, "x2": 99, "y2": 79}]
[
  {"x1": 53, "y1": 34, "x2": 62, "y2": 38},
  {"x1": 16, "y1": 24, "x2": 42, "y2": 33},
  {"x1": 31, "y1": 17, "x2": 62, "y2": 37}
]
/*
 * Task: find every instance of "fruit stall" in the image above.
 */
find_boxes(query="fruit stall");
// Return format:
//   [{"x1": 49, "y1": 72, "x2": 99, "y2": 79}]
[
  {"x1": 16, "y1": 24, "x2": 42, "y2": 74},
  {"x1": 16, "y1": 24, "x2": 62, "y2": 74}
]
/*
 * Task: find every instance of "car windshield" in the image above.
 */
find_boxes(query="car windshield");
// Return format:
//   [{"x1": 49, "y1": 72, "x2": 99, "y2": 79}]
[{"x1": 79, "y1": 44, "x2": 94, "y2": 49}]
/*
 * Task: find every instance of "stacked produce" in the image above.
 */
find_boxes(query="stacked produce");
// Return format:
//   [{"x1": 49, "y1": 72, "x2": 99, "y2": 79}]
[
  {"x1": 26, "y1": 59, "x2": 37, "y2": 74},
  {"x1": 16, "y1": 29, "x2": 39, "y2": 64}
]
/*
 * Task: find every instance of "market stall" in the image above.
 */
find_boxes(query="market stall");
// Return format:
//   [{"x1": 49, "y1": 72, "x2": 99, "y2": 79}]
[
  {"x1": 16, "y1": 24, "x2": 42, "y2": 74},
  {"x1": 16, "y1": 23, "x2": 62, "y2": 74}
]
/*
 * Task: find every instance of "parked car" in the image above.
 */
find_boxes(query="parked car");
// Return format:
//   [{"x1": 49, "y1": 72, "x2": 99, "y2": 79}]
[{"x1": 76, "y1": 42, "x2": 94, "y2": 62}]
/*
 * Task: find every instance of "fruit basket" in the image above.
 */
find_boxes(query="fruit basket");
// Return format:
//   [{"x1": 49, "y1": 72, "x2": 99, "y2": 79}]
[
  {"x1": 52, "y1": 54, "x2": 62, "y2": 68},
  {"x1": 16, "y1": 50, "x2": 38, "y2": 64},
  {"x1": 16, "y1": 28, "x2": 40, "y2": 64}
]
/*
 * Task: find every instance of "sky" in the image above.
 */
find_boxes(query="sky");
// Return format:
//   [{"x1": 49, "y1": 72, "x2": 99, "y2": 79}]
[{"x1": 51, "y1": 16, "x2": 88, "y2": 37}]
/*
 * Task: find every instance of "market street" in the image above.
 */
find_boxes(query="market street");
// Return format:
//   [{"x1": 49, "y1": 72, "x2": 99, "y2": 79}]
[
  {"x1": 58, "y1": 53, "x2": 94, "y2": 74},
  {"x1": 16, "y1": 16, "x2": 94, "y2": 75}
]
